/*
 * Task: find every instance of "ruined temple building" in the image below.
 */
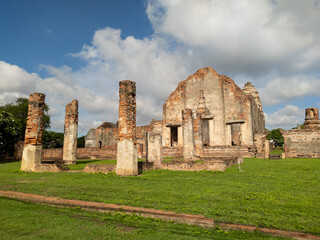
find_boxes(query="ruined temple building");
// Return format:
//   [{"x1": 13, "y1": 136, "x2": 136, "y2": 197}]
[{"x1": 85, "y1": 67, "x2": 268, "y2": 158}]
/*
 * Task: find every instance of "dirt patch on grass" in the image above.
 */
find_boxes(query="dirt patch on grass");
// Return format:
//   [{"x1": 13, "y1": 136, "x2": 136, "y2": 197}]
[
  {"x1": 17, "y1": 180, "x2": 44, "y2": 183},
  {"x1": 116, "y1": 224, "x2": 137, "y2": 233}
]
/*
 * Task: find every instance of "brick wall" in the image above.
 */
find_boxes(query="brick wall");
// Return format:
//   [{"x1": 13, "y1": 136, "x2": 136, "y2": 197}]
[
  {"x1": 281, "y1": 129, "x2": 320, "y2": 158},
  {"x1": 203, "y1": 146, "x2": 255, "y2": 158}
]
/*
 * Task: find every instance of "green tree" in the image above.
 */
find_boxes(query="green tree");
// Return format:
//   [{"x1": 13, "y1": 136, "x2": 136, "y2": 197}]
[
  {"x1": 0, "y1": 111, "x2": 20, "y2": 155},
  {"x1": 77, "y1": 136, "x2": 85, "y2": 148},
  {"x1": 42, "y1": 130, "x2": 64, "y2": 149},
  {"x1": 266, "y1": 128, "x2": 284, "y2": 147},
  {"x1": 0, "y1": 97, "x2": 50, "y2": 141}
]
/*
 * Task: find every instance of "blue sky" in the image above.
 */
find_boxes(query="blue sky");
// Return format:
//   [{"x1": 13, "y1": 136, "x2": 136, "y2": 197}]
[{"x1": 1, "y1": 0, "x2": 320, "y2": 136}]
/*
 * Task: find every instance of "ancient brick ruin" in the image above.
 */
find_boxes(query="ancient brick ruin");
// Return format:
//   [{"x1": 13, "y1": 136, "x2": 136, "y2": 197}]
[
  {"x1": 21, "y1": 93, "x2": 45, "y2": 171},
  {"x1": 82, "y1": 67, "x2": 268, "y2": 172},
  {"x1": 62, "y1": 99, "x2": 78, "y2": 165},
  {"x1": 116, "y1": 80, "x2": 138, "y2": 176},
  {"x1": 281, "y1": 107, "x2": 320, "y2": 158},
  {"x1": 19, "y1": 67, "x2": 273, "y2": 173}
]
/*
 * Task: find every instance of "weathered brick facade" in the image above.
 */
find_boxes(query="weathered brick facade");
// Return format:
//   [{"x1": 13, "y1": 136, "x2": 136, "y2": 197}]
[
  {"x1": 62, "y1": 99, "x2": 78, "y2": 164},
  {"x1": 116, "y1": 80, "x2": 138, "y2": 175},
  {"x1": 21, "y1": 93, "x2": 45, "y2": 171},
  {"x1": 85, "y1": 67, "x2": 266, "y2": 160},
  {"x1": 163, "y1": 67, "x2": 266, "y2": 158}
]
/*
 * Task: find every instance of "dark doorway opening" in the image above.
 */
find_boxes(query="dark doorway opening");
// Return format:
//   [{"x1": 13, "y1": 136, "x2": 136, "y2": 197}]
[
  {"x1": 231, "y1": 123, "x2": 241, "y2": 146},
  {"x1": 170, "y1": 127, "x2": 178, "y2": 147},
  {"x1": 202, "y1": 119, "x2": 210, "y2": 147}
]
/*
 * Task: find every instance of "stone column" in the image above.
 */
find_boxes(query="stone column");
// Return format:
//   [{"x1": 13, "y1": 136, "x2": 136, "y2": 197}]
[
  {"x1": 116, "y1": 80, "x2": 138, "y2": 176},
  {"x1": 146, "y1": 133, "x2": 162, "y2": 168},
  {"x1": 21, "y1": 93, "x2": 45, "y2": 171},
  {"x1": 182, "y1": 109, "x2": 195, "y2": 160},
  {"x1": 63, "y1": 99, "x2": 78, "y2": 165}
]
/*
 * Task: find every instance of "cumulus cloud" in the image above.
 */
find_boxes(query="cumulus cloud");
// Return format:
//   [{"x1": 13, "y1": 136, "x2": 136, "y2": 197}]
[
  {"x1": 260, "y1": 75, "x2": 320, "y2": 106},
  {"x1": 76, "y1": 27, "x2": 194, "y2": 123},
  {"x1": 265, "y1": 105, "x2": 305, "y2": 128},
  {"x1": 146, "y1": 0, "x2": 320, "y2": 76}
]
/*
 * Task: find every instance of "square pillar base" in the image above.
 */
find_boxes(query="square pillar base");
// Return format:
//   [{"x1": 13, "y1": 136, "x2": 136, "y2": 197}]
[
  {"x1": 21, "y1": 145, "x2": 42, "y2": 172},
  {"x1": 116, "y1": 139, "x2": 138, "y2": 176}
]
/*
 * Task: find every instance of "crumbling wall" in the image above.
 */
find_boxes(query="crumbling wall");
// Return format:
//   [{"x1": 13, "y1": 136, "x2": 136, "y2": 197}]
[
  {"x1": 281, "y1": 129, "x2": 320, "y2": 158},
  {"x1": 253, "y1": 133, "x2": 269, "y2": 158}
]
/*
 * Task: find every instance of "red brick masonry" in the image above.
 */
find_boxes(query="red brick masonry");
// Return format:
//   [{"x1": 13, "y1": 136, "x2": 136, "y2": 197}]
[{"x1": 0, "y1": 190, "x2": 318, "y2": 240}]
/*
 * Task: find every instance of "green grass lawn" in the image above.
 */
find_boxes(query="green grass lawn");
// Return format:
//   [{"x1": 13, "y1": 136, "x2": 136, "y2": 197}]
[
  {"x1": 0, "y1": 197, "x2": 284, "y2": 240},
  {"x1": 270, "y1": 148, "x2": 284, "y2": 155},
  {"x1": 66, "y1": 159, "x2": 117, "y2": 170},
  {"x1": 0, "y1": 158, "x2": 319, "y2": 235}
]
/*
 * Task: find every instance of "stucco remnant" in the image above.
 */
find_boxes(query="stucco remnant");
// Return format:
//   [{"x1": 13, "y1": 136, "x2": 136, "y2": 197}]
[
  {"x1": 21, "y1": 93, "x2": 45, "y2": 171},
  {"x1": 116, "y1": 80, "x2": 138, "y2": 176},
  {"x1": 63, "y1": 99, "x2": 78, "y2": 165},
  {"x1": 146, "y1": 133, "x2": 162, "y2": 168}
]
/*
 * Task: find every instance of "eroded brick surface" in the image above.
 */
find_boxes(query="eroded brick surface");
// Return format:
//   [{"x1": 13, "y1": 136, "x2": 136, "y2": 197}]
[
  {"x1": 24, "y1": 93, "x2": 45, "y2": 145},
  {"x1": 118, "y1": 80, "x2": 136, "y2": 142}
]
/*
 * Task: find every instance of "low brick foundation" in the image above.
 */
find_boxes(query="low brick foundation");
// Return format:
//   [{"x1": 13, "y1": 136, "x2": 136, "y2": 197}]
[
  {"x1": 203, "y1": 146, "x2": 255, "y2": 158},
  {"x1": 83, "y1": 164, "x2": 116, "y2": 174},
  {"x1": 160, "y1": 157, "x2": 240, "y2": 172}
]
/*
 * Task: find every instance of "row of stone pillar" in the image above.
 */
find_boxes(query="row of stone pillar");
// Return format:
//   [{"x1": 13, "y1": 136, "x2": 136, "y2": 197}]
[
  {"x1": 20, "y1": 94, "x2": 78, "y2": 171},
  {"x1": 20, "y1": 80, "x2": 163, "y2": 175}
]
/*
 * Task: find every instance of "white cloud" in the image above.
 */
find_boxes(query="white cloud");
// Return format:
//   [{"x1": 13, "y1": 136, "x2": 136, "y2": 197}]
[
  {"x1": 146, "y1": 0, "x2": 320, "y2": 76},
  {"x1": 76, "y1": 27, "x2": 193, "y2": 124},
  {"x1": 260, "y1": 75, "x2": 320, "y2": 106},
  {"x1": 265, "y1": 105, "x2": 305, "y2": 128},
  {"x1": 0, "y1": 61, "x2": 40, "y2": 100}
]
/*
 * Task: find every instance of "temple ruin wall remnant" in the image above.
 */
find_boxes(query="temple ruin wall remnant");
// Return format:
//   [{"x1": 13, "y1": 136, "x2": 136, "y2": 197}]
[
  {"x1": 116, "y1": 80, "x2": 138, "y2": 176},
  {"x1": 21, "y1": 93, "x2": 45, "y2": 171},
  {"x1": 63, "y1": 99, "x2": 79, "y2": 164}
]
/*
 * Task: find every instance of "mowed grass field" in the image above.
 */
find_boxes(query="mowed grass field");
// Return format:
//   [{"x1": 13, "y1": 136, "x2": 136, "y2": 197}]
[
  {"x1": 0, "y1": 197, "x2": 284, "y2": 240},
  {"x1": 0, "y1": 158, "x2": 319, "y2": 237}
]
